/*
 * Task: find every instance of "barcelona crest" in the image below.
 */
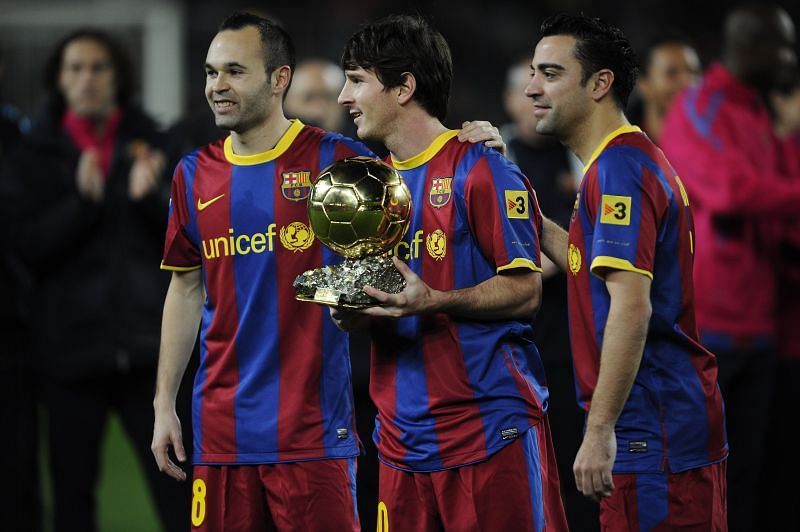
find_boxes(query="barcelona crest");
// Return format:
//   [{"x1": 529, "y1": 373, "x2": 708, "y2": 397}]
[
  {"x1": 281, "y1": 170, "x2": 313, "y2": 201},
  {"x1": 429, "y1": 177, "x2": 453, "y2": 208}
]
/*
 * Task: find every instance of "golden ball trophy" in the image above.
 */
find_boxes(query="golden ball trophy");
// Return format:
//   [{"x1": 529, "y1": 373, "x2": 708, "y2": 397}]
[{"x1": 293, "y1": 156, "x2": 413, "y2": 307}]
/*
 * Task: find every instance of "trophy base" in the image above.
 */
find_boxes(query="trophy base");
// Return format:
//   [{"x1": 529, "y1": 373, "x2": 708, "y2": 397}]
[{"x1": 293, "y1": 256, "x2": 405, "y2": 308}]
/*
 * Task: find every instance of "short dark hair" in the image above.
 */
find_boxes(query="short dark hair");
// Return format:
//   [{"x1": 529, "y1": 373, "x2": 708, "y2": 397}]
[
  {"x1": 219, "y1": 11, "x2": 295, "y2": 85},
  {"x1": 43, "y1": 29, "x2": 133, "y2": 115},
  {"x1": 639, "y1": 31, "x2": 696, "y2": 76},
  {"x1": 341, "y1": 14, "x2": 452, "y2": 121},
  {"x1": 540, "y1": 14, "x2": 638, "y2": 109}
]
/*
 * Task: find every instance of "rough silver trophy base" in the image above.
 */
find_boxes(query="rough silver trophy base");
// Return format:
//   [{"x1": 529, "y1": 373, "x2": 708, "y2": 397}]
[{"x1": 293, "y1": 256, "x2": 406, "y2": 307}]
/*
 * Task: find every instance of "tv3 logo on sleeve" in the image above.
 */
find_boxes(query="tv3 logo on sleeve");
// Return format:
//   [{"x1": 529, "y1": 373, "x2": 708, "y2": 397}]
[
  {"x1": 600, "y1": 195, "x2": 631, "y2": 225},
  {"x1": 504, "y1": 190, "x2": 529, "y2": 219}
]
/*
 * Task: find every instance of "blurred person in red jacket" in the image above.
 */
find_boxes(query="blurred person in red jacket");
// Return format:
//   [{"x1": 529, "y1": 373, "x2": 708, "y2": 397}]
[{"x1": 660, "y1": 5, "x2": 798, "y2": 531}]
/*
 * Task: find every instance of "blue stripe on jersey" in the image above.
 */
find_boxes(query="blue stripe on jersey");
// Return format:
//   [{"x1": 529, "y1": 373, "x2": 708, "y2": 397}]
[
  {"x1": 450, "y1": 147, "x2": 547, "y2": 447},
  {"x1": 451, "y1": 146, "x2": 494, "y2": 288},
  {"x1": 648, "y1": 161, "x2": 714, "y2": 465},
  {"x1": 229, "y1": 162, "x2": 280, "y2": 459},
  {"x1": 318, "y1": 134, "x2": 361, "y2": 456},
  {"x1": 181, "y1": 150, "x2": 202, "y2": 247},
  {"x1": 394, "y1": 163, "x2": 442, "y2": 469},
  {"x1": 484, "y1": 151, "x2": 538, "y2": 266},
  {"x1": 594, "y1": 147, "x2": 644, "y2": 266},
  {"x1": 522, "y1": 427, "x2": 545, "y2": 532},
  {"x1": 320, "y1": 243, "x2": 355, "y2": 455},
  {"x1": 319, "y1": 132, "x2": 339, "y2": 171}
]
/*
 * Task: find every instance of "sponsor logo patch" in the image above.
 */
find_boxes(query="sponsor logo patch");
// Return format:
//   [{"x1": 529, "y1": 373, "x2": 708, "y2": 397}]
[
  {"x1": 504, "y1": 190, "x2": 529, "y2": 219},
  {"x1": 599, "y1": 194, "x2": 631, "y2": 225}
]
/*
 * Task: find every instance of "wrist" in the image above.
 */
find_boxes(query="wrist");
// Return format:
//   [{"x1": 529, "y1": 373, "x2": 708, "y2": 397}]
[{"x1": 153, "y1": 394, "x2": 177, "y2": 412}]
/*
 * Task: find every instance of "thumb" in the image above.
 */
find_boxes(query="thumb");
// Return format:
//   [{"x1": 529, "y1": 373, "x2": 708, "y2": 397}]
[
  {"x1": 391, "y1": 256, "x2": 416, "y2": 281},
  {"x1": 172, "y1": 432, "x2": 186, "y2": 462}
]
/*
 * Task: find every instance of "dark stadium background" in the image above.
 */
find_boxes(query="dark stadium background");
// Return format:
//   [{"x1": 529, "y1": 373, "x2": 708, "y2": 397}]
[{"x1": 1, "y1": 0, "x2": 796, "y2": 530}]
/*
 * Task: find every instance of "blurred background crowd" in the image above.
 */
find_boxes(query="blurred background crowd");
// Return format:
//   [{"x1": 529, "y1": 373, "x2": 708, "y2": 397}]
[{"x1": 1, "y1": 0, "x2": 798, "y2": 531}]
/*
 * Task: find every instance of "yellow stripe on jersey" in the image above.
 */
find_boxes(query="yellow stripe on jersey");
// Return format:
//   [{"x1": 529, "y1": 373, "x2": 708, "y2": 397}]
[
  {"x1": 391, "y1": 130, "x2": 460, "y2": 170},
  {"x1": 497, "y1": 257, "x2": 542, "y2": 273},
  {"x1": 590, "y1": 256, "x2": 653, "y2": 280},
  {"x1": 160, "y1": 261, "x2": 202, "y2": 272},
  {"x1": 224, "y1": 119, "x2": 304, "y2": 166}
]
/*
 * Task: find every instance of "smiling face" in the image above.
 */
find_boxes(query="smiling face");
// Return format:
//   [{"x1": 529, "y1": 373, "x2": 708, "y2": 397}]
[
  {"x1": 204, "y1": 26, "x2": 274, "y2": 133},
  {"x1": 338, "y1": 66, "x2": 399, "y2": 143},
  {"x1": 524, "y1": 35, "x2": 593, "y2": 141}
]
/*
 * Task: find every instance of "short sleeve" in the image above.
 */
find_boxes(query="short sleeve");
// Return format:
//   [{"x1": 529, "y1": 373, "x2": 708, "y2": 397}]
[
  {"x1": 161, "y1": 160, "x2": 201, "y2": 271},
  {"x1": 587, "y1": 150, "x2": 663, "y2": 280},
  {"x1": 464, "y1": 151, "x2": 542, "y2": 274}
]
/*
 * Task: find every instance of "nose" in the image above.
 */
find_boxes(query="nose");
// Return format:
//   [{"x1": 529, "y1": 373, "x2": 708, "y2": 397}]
[
  {"x1": 337, "y1": 80, "x2": 352, "y2": 106},
  {"x1": 211, "y1": 73, "x2": 229, "y2": 93},
  {"x1": 524, "y1": 74, "x2": 541, "y2": 98}
]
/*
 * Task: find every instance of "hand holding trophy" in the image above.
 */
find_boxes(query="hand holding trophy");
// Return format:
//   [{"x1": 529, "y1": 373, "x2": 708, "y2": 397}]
[{"x1": 293, "y1": 156, "x2": 413, "y2": 307}]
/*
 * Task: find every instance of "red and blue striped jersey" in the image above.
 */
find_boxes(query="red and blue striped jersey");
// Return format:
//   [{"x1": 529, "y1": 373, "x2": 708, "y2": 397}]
[
  {"x1": 162, "y1": 120, "x2": 373, "y2": 465},
  {"x1": 567, "y1": 125, "x2": 728, "y2": 473},
  {"x1": 371, "y1": 130, "x2": 547, "y2": 472}
]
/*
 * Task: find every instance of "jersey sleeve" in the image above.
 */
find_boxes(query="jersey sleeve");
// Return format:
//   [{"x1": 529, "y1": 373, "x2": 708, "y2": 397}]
[
  {"x1": 586, "y1": 149, "x2": 663, "y2": 280},
  {"x1": 464, "y1": 150, "x2": 542, "y2": 273},
  {"x1": 161, "y1": 160, "x2": 201, "y2": 271}
]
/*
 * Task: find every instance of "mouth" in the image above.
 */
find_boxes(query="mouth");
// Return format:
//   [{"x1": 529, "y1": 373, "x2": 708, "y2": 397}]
[
  {"x1": 532, "y1": 104, "x2": 550, "y2": 118},
  {"x1": 350, "y1": 110, "x2": 363, "y2": 123},
  {"x1": 213, "y1": 100, "x2": 237, "y2": 113}
]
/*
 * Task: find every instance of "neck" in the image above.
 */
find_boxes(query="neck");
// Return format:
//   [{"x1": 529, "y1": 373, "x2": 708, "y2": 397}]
[
  {"x1": 230, "y1": 110, "x2": 292, "y2": 155},
  {"x1": 384, "y1": 108, "x2": 449, "y2": 162},
  {"x1": 565, "y1": 106, "x2": 629, "y2": 166},
  {"x1": 642, "y1": 103, "x2": 665, "y2": 142}
]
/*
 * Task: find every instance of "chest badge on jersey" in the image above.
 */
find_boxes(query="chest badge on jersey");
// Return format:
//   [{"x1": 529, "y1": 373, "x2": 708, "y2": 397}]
[
  {"x1": 429, "y1": 177, "x2": 453, "y2": 208},
  {"x1": 426, "y1": 229, "x2": 447, "y2": 260},
  {"x1": 281, "y1": 171, "x2": 313, "y2": 202},
  {"x1": 600, "y1": 194, "x2": 632, "y2": 225},
  {"x1": 279, "y1": 221, "x2": 315, "y2": 252},
  {"x1": 568, "y1": 243, "x2": 582, "y2": 275},
  {"x1": 504, "y1": 190, "x2": 529, "y2": 219}
]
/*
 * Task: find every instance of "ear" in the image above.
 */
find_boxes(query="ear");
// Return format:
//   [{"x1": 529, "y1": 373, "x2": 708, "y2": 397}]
[
  {"x1": 272, "y1": 65, "x2": 292, "y2": 95},
  {"x1": 590, "y1": 68, "x2": 615, "y2": 102},
  {"x1": 396, "y1": 72, "x2": 416, "y2": 105}
]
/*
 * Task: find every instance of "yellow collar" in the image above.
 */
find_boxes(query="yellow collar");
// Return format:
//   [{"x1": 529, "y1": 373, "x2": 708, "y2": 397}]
[
  {"x1": 391, "y1": 129, "x2": 460, "y2": 170},
  {"x1": 582, "y1": 124, "x2": 642, "y2": 174},
  {"x1": 223, "y1": 119, "x2": 305, "y2": 166}
]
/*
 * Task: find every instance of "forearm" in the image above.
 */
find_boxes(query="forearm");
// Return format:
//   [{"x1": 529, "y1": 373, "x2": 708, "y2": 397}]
[
  {"x1": 586, "y1": 288, "x2": 650, "y2": 431},
  {"x1": 540, "y1": 216, "x2": 569, "y2": 272},
  {"x1": 433, "y1": 269, "x2": 541, "y2": 320},
  {"x1": 153, "y1": 270, "x2": 204, "y2": 410}
]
